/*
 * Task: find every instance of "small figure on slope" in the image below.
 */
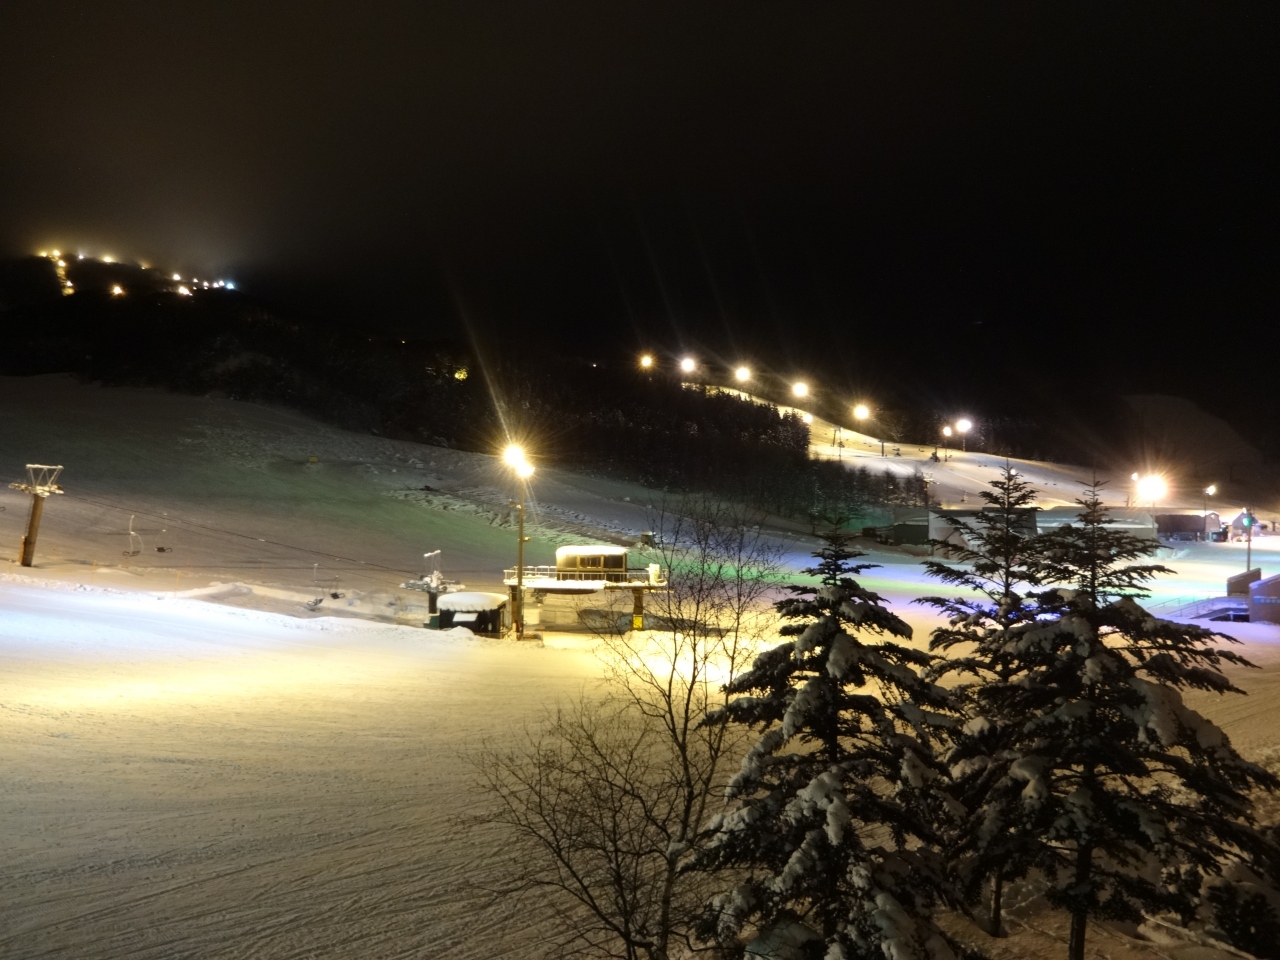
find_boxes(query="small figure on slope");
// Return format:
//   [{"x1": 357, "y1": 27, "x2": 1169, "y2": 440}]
[{"x1": 699, "y1": 531, "x2": 960, "y2": 960}]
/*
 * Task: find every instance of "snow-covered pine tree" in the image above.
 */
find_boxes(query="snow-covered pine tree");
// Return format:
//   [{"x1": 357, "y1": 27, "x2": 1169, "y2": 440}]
[
  {"x1": 698, "y1": 531, "x2": 960, "y2": 960},
  {"x1": 957, "y1": 484, "x2": 1278, "y2": 960},
  {"x1": 917, "y1": 466, "x2": 1043, "y2": 935}
]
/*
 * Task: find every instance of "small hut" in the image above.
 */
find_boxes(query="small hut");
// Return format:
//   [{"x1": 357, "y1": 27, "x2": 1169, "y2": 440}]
[{"x1": 437, "y1": 591, "x2": 507, "y2": 636}]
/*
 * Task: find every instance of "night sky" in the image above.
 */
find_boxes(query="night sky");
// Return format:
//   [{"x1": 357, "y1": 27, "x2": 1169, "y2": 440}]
[{"x1": 2, "y1": 3, "x2": 1277, "y2": 433}]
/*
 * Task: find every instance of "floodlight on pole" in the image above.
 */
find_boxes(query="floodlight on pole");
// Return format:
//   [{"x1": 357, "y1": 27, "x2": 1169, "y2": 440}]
[
  {"x1": 853, "y1": 404, "x2": 870, "y2": 421},
  {"x1": 680, "y1": 357, "x2": 696, "y2": 373},
  {"x1": 1136, "y1": 474, "x2": 1166, "y2": 507},
  {"x1": 956, "y1": 418, "x2": 971, "y2": 451},
  {"x1": 1203, "y1": 484, "x2": 1216, "y2": 535},
  {"x1": 639, "y1": 354, "x2": 653, "y2": 369},
  {"x1": 501, "y1": 447, "x2": 535, "y2": 640},
  {"x1": 735, "y1": 366, "x2": 751, "y2": 382},
  {"x1": 791, "y1": 381, "x2": 808, "y2": 398}
]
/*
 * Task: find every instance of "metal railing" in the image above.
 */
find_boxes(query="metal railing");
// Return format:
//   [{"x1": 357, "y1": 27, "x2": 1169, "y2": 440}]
[{"x1": 504, "y1": 565, "x2": 662, "y2": 584}]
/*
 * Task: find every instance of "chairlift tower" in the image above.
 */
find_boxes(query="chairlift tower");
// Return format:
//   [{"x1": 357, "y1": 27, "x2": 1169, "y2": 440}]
[{"x1": 9, "y1": 464, "x2": 64, "y2": 567}]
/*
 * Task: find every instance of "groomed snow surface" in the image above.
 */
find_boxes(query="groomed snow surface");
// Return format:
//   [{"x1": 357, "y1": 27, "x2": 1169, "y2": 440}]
[{"x1": 1, "y1": 576, "x2": 603, "y2": 959}]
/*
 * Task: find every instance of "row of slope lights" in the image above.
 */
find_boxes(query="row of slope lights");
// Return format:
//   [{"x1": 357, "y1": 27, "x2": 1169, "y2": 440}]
[
  {"x1": 637, "y1": 353, "x2": 876, "y2": 426},
  {"x1": 35, "y1": 249, "x2": 235, "y2": 298}
]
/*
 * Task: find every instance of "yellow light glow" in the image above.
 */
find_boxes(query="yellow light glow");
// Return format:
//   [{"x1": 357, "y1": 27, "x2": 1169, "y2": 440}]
[
  {"x1": 51, "y1": 249, "x2": 61, "y2": 257},
  {"x1": 102, "y1": 255, "x2": 114, "y2": 263},
  {"x1": 956, "y1": 418, "x2": 972, "y2": 433},
  {"x1": 943, "y1": 426, "x2": 953, "y2": 437},
  {"x1": 172, "y1": 273, "x2": 181, "y2": 281},
  {"x1": 177, "y1": 285, "x2": 191, "y2": 296},
  {"x1": 639, "y1": 354, "x2": 653, "y2": 368},
  {"x1": 1205, "y1": 484, "x2": 1217, "y2": 496},
  {"x1": 56, "y1": 259, "x2": 66, "y2": 267},
  {"x1": 853, "y1": 404, "x2": 870, "y2": 420},
  {"x1": 680, "y1": 357, "x2": 696, "y2": 373},
  {"x1": 1136, "y1": 475, "x2": 1167, "y2": 502},
  {"x1": 735, "y1": 366, "x2": 751, "y2": 382},
  {"x1": 516, "y1": 461, "x2": 535, "y2": 480},
  {"x1": 453, "y1": 367, "x2": 469, "y2": 381},
  {"x1": 792, "y1": 381, "x2": 808, "y2": 398},
  {"x1": 801, "y1": 413, "x2": 814, "y2": 424},
  {"x1": 502, "y1": 444, "x2": 527, "y2": 467},
  {"x1": 110, "y1": 284, "x2": 125, "y2": 296}
]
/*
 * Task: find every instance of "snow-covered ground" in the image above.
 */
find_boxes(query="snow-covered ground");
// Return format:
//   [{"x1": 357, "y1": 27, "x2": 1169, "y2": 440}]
[{"x1": 2, "y1": 376, "x2": 1278, "y2": 959}]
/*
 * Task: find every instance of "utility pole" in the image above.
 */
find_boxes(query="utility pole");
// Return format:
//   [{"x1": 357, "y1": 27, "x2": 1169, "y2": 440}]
[
  {"x1": 10, "y1": 465, "x2": 64, "y2": 567},
  {"x1": 1245, "y1": 507, "x2": 1255, "y2": 573},
  {"x1": 516, "y1": 487, "x2": 526, "y2": 639}
]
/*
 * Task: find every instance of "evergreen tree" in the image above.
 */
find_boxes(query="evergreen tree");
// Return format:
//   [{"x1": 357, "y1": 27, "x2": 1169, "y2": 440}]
[
  {"x1": 917, "y1": 466, "x2": 1043, "y2": 935},
  {"x1": 947, "y1": 485, "x2": 1278, "y2": 960},
  {"x1": 698, "y1": 531, "x2": 960, "y2": 960}
]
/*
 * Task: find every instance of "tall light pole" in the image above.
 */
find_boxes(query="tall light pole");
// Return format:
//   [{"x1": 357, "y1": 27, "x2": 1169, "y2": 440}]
[
  {"x1": 940, "y1": 425, "x2": 953, "y2": 461},
  {"x1": 502, "y1": 444, "x2": 534, "y2": 639},
  {"x1": 956, "y1": 418, "x2": 972, "y2": 453},
  {"x1": 1203, "y1": 484, "x2": 1216, "y2": 539},
  {"x1": 854, "y1": 403, "x2": 880, "y2": 457}
]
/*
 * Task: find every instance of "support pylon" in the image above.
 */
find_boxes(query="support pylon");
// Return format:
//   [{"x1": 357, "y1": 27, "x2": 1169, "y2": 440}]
[{"x1": 9, "y1": 464, "x2": 64, "y2": 567}]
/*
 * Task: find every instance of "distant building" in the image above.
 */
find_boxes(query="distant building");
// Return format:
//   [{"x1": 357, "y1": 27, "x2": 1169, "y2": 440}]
[{"x1": 872, "y1": 506, "x2": 1157, "y2": 549}]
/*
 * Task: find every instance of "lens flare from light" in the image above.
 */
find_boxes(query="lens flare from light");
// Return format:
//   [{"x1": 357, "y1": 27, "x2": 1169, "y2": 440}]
[
  {"x1": 735, "y1": 366, "x2": 750, "y2": 382},
  {"x1": 639, "y1": 354, "x2": 653, "y2": 369},
  {"x1": 1136, "y1": 475, "x2": 1167, "y2": 502},
  {"x1": 853, "y1": 404, "x2": 870, "y2": 420},
  {"x1": 502, "y1": 444, "x2": 527, "y2": 467},
  {"x1": 515, "y1": 461, "x2": 535, "y2": 479},
  {"x1": 792, "y1": 381, "x2": 808, "y2": 398}
]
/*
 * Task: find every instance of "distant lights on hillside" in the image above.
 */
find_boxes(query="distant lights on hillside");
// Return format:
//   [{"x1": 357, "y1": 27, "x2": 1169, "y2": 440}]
[{"x1": 33, "y1": 249, "x2": 236, "y2": 296}]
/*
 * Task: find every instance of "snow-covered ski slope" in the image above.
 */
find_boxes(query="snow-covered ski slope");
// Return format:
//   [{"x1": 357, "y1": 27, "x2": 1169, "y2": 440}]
[
  {"x1": 1, "y1": 376, "x2": 1278, "y2": 960},
  {"x1": 0, "y1": 575, "x2": 602, "y2": 959},
  {"x1": 714, "y1": 384, "x2": 1208, "y2": 511}
]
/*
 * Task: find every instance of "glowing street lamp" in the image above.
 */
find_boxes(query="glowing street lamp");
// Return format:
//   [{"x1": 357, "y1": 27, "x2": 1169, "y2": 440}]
[
  {"x1": 639, "y1": 354, "x2": 653, "y2": 369},
  {"x1": 110, "y1": 284, "x2": 125, "y2": 297},
  {"x1": 791, "y1": 381, "x2": 808, "y2": 398},
  {"x1": 680, "y1": 357, "x2": 696, "y2": 374},
  {"x1": 734, "y1": 366, "x2": 751, "y2": 383},
  {"x1": 1203, "y1": 484, "x2": 1217, "y2": 537},
  {"x1": 852, "y1": 403, "x2": 885, "y2": 456},
  {"x1": 956, "y1": 417, "x2": 972, "y2": 452},
  {"x1": 1135, "y1": 474, "x2": 1166, "y2": 508},
  {"x1": 501, "y1": 444, "x2": 535, "y2": 639}
]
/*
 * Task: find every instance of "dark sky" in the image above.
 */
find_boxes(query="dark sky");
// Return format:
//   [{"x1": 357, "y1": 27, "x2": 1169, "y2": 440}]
[{"x1": 2, "y1": 3, "x2": 1278, "y2": 419}]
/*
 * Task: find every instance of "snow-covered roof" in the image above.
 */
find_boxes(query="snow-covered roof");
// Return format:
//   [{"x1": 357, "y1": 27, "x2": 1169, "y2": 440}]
[
  {"x1": 556, "y1": 545, "x2": 628, "y2": 559},
  {"x1": 438, "y1": 591, "x2": 507, "y2": 612}
]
